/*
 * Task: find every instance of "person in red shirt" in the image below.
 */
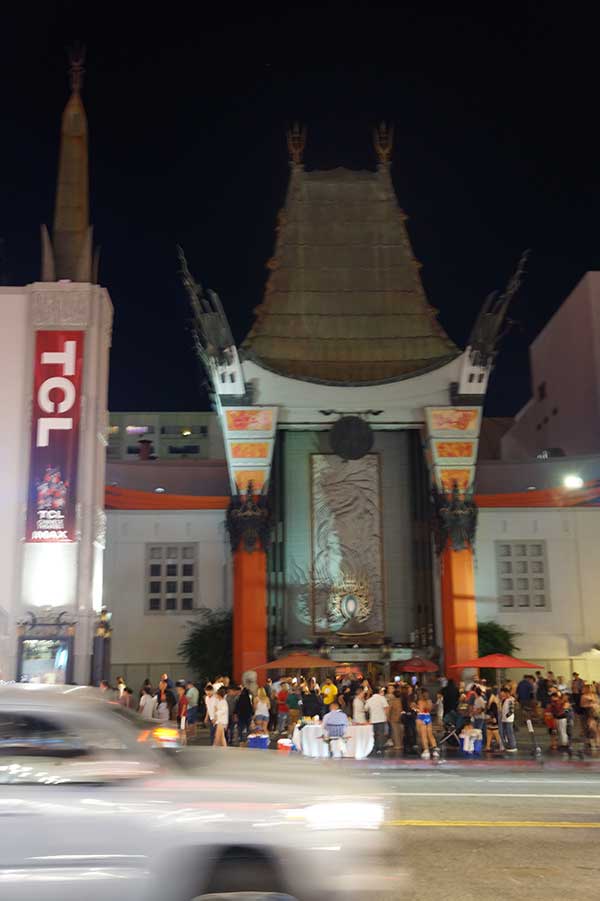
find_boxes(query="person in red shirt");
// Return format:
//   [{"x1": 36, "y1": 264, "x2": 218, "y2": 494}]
[
  {"x1": 277, "y1": 682, "x2": 290, "y2": 733},
  {"x1": 176, "y1": 683, "x2": 189, "y2": 744}
]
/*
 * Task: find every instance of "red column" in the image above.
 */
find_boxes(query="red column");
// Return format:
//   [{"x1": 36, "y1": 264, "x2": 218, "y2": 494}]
[
  {"x1": 441, "y1": 546, "x2": 478, "y2": 674},
  {"x1": 232, "y1": 545, "x2": 267, "y2": 682}
]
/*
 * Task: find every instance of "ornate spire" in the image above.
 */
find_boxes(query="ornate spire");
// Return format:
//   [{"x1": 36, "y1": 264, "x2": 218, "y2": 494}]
[
  {"x1": 374, "y1": 121, "x2": 394, "y2": 164},
  {"x1": 69, "y1": 43, "x2": 85, "y2": 94},
  {"x1": 41, "y1": 46, "x2": 95, "y2": 283},
  {"x1": 287, "y1": 123, "x2": 306, "y2": 165}
]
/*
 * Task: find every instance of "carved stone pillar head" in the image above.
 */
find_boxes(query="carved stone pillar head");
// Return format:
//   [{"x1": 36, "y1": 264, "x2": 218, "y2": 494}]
[
  {"x1": 226, "y1": 484, "x2": 271, "y2": 553},
  {"x1": 432, "y1": 482, "x2": 478, "y2": 554}
]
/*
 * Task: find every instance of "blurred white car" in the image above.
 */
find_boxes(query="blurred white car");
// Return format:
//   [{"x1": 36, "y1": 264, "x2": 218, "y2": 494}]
[{"x1": 0, "y1": 685, "x2": 402, "y2": 901}]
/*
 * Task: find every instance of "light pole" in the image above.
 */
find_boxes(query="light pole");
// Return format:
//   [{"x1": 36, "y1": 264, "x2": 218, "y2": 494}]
[{"x1": 382, "y1": 636, "x2": 392, "y2": 684}]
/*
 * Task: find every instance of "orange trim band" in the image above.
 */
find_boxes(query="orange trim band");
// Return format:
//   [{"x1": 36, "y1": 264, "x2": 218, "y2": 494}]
[
  {"x1": 105, "y1": 486, "x2": 229, "y2": 510},
  {"x1": 476, "y1": 483, "x2": 600, "y2": 508}
]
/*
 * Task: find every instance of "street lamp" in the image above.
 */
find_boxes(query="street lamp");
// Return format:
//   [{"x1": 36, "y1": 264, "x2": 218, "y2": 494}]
[
  {"x1": 382, "y1": 636, "x2": 392, "y2": 683},
  {"x1": 563, "y1": 474, "x2": 583, "y2": 490}
]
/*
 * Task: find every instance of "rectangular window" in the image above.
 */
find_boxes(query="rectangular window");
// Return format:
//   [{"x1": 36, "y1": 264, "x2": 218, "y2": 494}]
[
  {"x1": 495, "y1": 541, "x2": 549, "y2": 612},
  {"x1": 145, "y1": 544, "x2": 197, "y2": 613},
  {"x1": 168, "y1": 445, "x2": 200, "y2": 455}
]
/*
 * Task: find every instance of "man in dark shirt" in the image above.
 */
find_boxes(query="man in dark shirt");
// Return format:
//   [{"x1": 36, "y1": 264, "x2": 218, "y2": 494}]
[
  {"x1": 516, "y1": 674, "x2": 534, "y2": 724},
  {"x1": 235, "y1": 685, "x2": 253, "y2": 743},
  {"x1": 441, "y1": 678, "x2": 460, "y2": 714}
]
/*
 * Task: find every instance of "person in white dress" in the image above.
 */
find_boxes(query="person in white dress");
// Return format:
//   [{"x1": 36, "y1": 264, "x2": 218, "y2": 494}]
[{"x1": 213, "y1": 687, "x2": 229, "y2": 747}]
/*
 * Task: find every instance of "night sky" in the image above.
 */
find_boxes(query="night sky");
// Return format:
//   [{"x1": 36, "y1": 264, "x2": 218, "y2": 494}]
[{"x1": 2, "y1": 4, "x2": 599, "y2": 416}]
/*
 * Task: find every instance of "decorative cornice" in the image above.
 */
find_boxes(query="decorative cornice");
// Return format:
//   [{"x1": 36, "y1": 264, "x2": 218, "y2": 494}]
[{"x1": 31, "y1": 288, "x2": 91, "y2": 327}]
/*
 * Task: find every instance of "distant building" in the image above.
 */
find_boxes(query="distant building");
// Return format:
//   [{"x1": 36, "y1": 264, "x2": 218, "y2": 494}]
[
  {"x1": 108, "y1": 411, "x2": 223, "y2": 460},
  {"x1": 502, "y1": 272, "x2": 600, "y2": 460}
]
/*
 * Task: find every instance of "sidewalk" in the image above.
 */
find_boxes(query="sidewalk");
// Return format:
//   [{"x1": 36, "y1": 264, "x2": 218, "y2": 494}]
[{"x1": 188, "y1": 722, "x2": 600, "y2": 769}]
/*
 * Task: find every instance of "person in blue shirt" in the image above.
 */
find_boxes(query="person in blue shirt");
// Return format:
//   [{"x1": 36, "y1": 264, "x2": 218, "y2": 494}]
[
  {"x1": 323, "y1": 701, "x2": 350, "y2": 757},
  {"x1": 323, "y1": 700, "x2": 349, "y2": 737}
]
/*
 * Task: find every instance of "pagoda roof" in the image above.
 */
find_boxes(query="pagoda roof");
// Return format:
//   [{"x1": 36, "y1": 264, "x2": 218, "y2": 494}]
[{"x1": 242, "y1": 164, "x2": 459, "y2": 385}]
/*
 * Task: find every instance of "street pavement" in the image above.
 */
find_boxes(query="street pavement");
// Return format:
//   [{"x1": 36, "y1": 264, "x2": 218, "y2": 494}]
[
  {"x1": 186, "y1": 731, "x2": 600, "y2": 900},
  {"x1": 359, "y1": 766, "x2": 600, "y2": 901}
]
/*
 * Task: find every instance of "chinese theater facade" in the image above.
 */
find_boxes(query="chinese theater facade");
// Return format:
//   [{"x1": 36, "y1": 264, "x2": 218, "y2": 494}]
[
  {"x1": 0, "y1": 54, "x2": 113, "y2": 685},
  {"x1": 184, "y1": 125, "x2": 522, "y2": 680}
]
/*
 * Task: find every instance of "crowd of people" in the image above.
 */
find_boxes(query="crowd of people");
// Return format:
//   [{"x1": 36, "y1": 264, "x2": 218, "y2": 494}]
[
  {"x1": 98, "y1": 667, "x2": 600, "y2": 756},
  {"x1": 99, "y1": 673, "x2": 200, "y2": 743}
]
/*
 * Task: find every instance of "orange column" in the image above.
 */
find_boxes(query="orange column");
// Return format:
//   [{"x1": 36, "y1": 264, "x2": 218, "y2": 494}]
[
  {"x1": 441, "y1": 546, "x2": 478, "y2": 674},
  {"x1": 233, "y1": 545, "x2": 267, "y2": 682}
]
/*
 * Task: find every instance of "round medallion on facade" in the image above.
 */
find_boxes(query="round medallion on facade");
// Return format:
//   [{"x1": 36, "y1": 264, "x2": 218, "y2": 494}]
[{"x1": 329, "y1": 416, "x2": 374, "y2": 460}]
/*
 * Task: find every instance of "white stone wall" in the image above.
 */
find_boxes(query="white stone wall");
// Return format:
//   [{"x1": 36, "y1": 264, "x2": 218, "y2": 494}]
[
  {"x1": 476, "y1": 507, "x2": 600, "y2": 680},
  {"x1": 0, "y1": 289, "x2": 30, "y2": 680},
  {"x1": 243, "y1": 355, "x2": 464, "y2": 428},
  {"x1": 104, "y1": 509, "x2": 231, "y2": 686}
]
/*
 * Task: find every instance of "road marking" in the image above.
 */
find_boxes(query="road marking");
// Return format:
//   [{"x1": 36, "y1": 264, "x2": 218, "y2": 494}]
[
  {"x1": 389, "y1": 819, "x2": 600, "y2": 828},
  {"x1": 387, "y1": 792, "x2": 600, "y2": 799},
  {"x1": 479, "y1": 778, "x2": 600, "y2": 784}
]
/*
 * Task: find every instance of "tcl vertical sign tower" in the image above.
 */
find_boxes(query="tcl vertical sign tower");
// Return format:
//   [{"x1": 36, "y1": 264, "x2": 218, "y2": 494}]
[
  {"x1": 27, "y1": 332, "x2": 85, "y2": 542},
  {"x1": 0, "y1": 54, "x2": 114, "y2": 685}
]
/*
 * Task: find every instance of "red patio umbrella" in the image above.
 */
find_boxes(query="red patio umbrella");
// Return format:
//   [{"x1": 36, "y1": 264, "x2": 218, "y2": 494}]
[
  {"x1": 255, "y1": 652, "x2": 342, "y2": 671},
  {"x1": 399, "y1": 656, "x2": 438, "y2": 673},
  {"x1": 449, "y1": 654, "x2": 541, "y2": 670},
  {"x1": 449, "y1": 653, "x2": 542, "y2": 751}
]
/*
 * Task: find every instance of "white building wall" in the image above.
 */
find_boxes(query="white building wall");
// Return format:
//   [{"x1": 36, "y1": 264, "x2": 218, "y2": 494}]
[
  {"x1": 0, "y1": 289, "x2": 30, "y2": 680},
  {"x1": 476, "y1": 507, "x2": 600, "y2": 680},
  {"x1": 104, "y1": 509, "x2": 231, "y2": 687},
  {"x1": 243, "y1": 355, "x2": 464, "y2": 428}
]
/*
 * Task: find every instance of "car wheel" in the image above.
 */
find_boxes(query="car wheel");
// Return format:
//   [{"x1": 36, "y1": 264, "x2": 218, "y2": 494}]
[{"x1": 199, "y1": 847, "x2": 287, "y2": 896}]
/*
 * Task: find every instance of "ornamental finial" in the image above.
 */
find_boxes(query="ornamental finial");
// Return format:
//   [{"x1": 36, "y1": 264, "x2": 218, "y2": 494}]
[
  {"x1": 68, "y1": 43, "x2": 86, "y2": 94},
  {"x1": 287, "y1": 123, "x2": 306, "y2": 164},
  {"x1": 374, "y1": 121, "x2": 394, "y2": 164}
]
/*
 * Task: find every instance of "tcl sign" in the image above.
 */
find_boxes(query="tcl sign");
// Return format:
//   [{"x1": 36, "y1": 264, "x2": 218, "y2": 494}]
[{"x1": 26, "y1": 331, "x2": 85, "y2": 542}]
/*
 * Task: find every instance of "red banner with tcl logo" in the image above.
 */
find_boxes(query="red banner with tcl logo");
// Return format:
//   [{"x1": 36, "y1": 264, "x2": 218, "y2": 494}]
[{"x1": 26, "y1": 331, "x2": 85, "y2": 542}]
